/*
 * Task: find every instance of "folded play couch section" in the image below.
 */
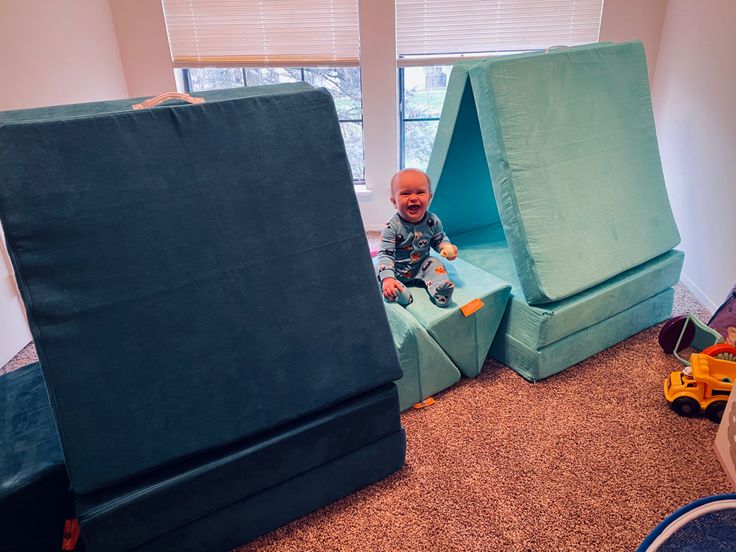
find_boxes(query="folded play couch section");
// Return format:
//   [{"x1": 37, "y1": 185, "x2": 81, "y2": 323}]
[
  {"x1": 381, "y1": 257, "x2": 510, "y2": 409},
  {"x1": 0, "y1": 84, "x2": 405, "y2": 550},
  {"x1": 1, "y1": 362, "x2": 72, "y2": 552},
  {"x1": 427, "y1": 42, "x2": 683, "y2": 381}
]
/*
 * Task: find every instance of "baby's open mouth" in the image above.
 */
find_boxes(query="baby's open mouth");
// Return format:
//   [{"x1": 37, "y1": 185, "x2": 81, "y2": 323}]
[{"x1": 407, "y1": 205, "x2": 420, "y2": 213}]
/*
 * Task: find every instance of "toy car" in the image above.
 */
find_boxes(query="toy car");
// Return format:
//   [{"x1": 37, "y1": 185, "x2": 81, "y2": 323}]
[{"x1": 664, "y1": 353, "x2": 735, "y2": 423}]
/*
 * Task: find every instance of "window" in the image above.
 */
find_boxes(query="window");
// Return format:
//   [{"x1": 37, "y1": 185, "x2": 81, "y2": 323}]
[
  {"x1": 396, "y1": 0, "x2": 604, "y2": 170},
  {"x1": 182, "y1": 67, "x2": 365, "y2": 181},
  {"x1": 399, "y1": 65, "x2": 451, "y2": 171},
  {"x1": 162, "y1": 0, "x2": 364, "y2": 181}
]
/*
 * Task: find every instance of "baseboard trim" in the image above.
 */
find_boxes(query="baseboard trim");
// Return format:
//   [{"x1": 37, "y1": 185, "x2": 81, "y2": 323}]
[{"x1": 681, "y1": 272, "x2": 717, "y2": 313}]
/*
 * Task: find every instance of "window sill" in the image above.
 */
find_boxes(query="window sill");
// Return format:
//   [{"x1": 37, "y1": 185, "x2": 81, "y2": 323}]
[{"x1": 353, "y1": 183, "x2": 372, "y2": 197}]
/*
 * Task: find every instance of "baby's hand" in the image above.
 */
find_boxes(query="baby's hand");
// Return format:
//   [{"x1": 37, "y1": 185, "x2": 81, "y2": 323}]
[
  {"x1": 382, "y1": 277, "x2": 405, "y2": 300},
  {"x1": 440, "y1": 243, "x2": 458, "y2": 261}
]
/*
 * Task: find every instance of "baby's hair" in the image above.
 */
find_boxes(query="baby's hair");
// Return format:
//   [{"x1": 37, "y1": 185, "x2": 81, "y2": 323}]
[{"x1": 390, "y1": 168, "x2": 431, "y2": 195}]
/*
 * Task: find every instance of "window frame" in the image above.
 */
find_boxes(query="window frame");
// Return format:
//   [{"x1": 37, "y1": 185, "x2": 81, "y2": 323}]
[{"x1": 398, "y1": 66, "x2": 447, "y2": 170}]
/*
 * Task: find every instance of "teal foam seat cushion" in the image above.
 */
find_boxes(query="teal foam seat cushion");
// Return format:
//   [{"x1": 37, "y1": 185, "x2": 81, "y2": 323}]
[
  {"x1": 430, "y1": 42, "x2": 680, "y2": 305},
  {"x1": 491, "y1": 289, "x2": 675, "y2": 381},
  {"x1": 453, "y1": 223, "x2": 684, "y2": 351},
  {"x1": 375, "y1": 256, "x2": 511, "y2": 378},
  {"x1": 0, "y1": 363, "x2": 72, "y2": 552},
  {"x1": 0, "y1": 84, "x2": 402, "y2": 495},
  {"x1": 75, "y1": 385, "x2": 404, "y2": 552},
  {"x1": 383, "y1": 303, "x2": 461, "y2": 410}
]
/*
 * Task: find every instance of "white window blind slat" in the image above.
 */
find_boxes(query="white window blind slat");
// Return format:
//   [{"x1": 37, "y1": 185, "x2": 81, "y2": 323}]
[
  {"x1": 162, "y1": 0, "x2": 361, "y2": 68},
  {"x1": 396, "y1": 0, "x2": 604, "y2": 62}
]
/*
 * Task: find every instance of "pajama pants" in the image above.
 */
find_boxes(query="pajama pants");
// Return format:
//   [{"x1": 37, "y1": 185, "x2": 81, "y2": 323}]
[{"x1": 380, "y1": 256, "x2": 454, "y2": 308}]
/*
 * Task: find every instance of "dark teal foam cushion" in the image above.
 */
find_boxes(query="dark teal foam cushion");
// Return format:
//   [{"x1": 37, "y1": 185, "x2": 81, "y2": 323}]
[
  {"x1": 429, "y1": 42, "x2": 680, "y2": 304},
  {"x1": 0, "y1": 84, "x2": 401, "y2": 494},
  {"x1": 1, "y1": 363, "x2": 72, "y2": 552},
  {"x1": 76, "y1": 385, "x2": 403, "y2": 552}
]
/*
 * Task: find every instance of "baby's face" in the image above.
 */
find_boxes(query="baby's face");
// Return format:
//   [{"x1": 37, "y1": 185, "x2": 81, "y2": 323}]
[{"x1": 391, "y1": 173, "x2": 431, "y2": 223}]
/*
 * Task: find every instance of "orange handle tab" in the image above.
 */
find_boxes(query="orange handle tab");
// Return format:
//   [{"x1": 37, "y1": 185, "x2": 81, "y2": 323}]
[
  {"x1": 62, "y1": 519, "x2": 81, "y2": 550},
  {"x1": 413, "y1": 397, "x2": 436, "y2": 409},
  {"x1": 132, "y1": 92, "x2": 205, "y2": 110},
  {"x1": 460, "y1": 298, "x2": 484, "y2": 317}
]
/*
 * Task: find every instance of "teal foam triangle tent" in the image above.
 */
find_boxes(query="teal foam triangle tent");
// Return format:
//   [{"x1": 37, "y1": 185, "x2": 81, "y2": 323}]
[{"x1": 427, "y1": 42, "x2": 681, "y2": 306}]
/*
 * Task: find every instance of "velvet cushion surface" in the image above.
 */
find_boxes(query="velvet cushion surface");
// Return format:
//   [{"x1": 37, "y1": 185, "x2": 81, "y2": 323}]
[
  {"x1": 133, "y1": 430, "x2": 406, "y2": 552},
  {"x1": 428, "y1": 42, "x2": 680, "y2": 305},
  {"x1": 453, "y1": 223, "x2": 684, "y2": 350},
  {"x1": 383, "y1": 303, "x2": 461, "y2": 410},
  {"x1": 0, "y1": 84, "x2": 402, "y2": 494},
  {"x1": 375, "y1": 256, "x2": 511, "y2": 378},
  {"x1": 402, "y1": 257, "x2": 510, "y2": 377},
  {"x1": 490, "y1": 289, "x2": 675, "y2": 381},
  {"x1": 0, "y1": 362, "x2": 72, "y2": 552},
  {"x1": 75, "y1": 384, "x2": 402, "y2": 552}
]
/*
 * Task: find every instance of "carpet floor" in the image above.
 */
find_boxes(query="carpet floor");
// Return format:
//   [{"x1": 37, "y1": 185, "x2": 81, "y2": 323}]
[
  {"x1": 3, "y1": 278, "x2": 733, "y2": 551},
  {"x1": 235, "y1": 287, "x2": 733, "y2": 552}
]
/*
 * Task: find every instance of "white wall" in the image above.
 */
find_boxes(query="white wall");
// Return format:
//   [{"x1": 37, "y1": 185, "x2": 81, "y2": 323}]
[
  {"x1": 598, "y1": 0, "x2": 668, "y2": 84},
  {"x1": 357, "y1": 0, "x2": 400, "y2": 228},
  {"x1": 0, "y1": 222, "x2": 31, "y2": 368},
  {"x1": 0, "y1": 0, "x2": 129, "y2": 110},
  {"x1": 652, "y1": 0, "x2": 736, "y2": 310},
  {"x1": 109, "y1": 0, "x2": 177, "y2": 98}
]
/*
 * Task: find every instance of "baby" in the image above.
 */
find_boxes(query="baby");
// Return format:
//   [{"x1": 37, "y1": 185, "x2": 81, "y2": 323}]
[{"x1": 376, "y1": 168, "x2": 458, "y2": 307}]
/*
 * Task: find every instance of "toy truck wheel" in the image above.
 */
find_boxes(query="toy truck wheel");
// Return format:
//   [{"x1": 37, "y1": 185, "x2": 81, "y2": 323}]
[
  {"x1": 705, "y1": 400, "x2": 728, "y2": 423},
  {"x1": 702, "y1": 343, "x2": 736, "y2": 362},
  {"x1": 659, "y1": 316, "x2": 695, "y2": 353},
  {"x1": 672, "y1": 397, "x2": 700, "y2": 417}
]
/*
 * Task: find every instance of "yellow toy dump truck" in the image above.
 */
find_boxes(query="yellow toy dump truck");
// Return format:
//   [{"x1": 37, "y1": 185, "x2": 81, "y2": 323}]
[{"x1": 664, "y1": 353, "x2": 735, "y2": 423}]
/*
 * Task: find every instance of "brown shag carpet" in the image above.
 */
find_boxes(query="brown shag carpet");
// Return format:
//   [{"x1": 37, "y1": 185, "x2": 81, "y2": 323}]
[
  {"x1": 3, "y1": 256, "x2": 732, "y2": 551},
  {"x1": 1, "y1": 341, "x2": 37, "y2": 376},
  {"x1": 236, "y1": 282, "x2": 732, "y2": 552}
]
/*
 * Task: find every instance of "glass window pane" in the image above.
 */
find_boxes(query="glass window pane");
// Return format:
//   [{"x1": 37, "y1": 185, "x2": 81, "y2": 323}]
[
  {"x1": 340, "y1": 121, "x2": 365, "y2": 181},
  {"x1": 403, "y1": 120, "x2": 439, "y2": 172},
  {"x1": 403, "y1": 65, "x2": 451, "y2": 120},
  {"x1": 188, "y1": 68, "x2": 244, "y2": 92},
  {"x1": 304, "y1": 67, "x2": 362, "y2": 120},
  {"x1": 244, "y1": 68, "x2": 301, "y2": 86}
]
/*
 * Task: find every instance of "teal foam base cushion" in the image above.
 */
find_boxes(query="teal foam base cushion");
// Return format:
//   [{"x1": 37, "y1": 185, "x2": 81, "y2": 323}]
[
  {"x1": 384, "y1": 304, "x2": 461, "y2": 410},
  {"x1": 77, "y1": 385, "x2": 404, "y2": 552},
  {"x1": 121, "y1": 431, "x2": 406, "y2": 552},
  {"x1": 454, "y1": 223, "x2": 684, "y2": 350},
  {"x1": 0, "y1": 362, "x2": 72, "y2": 552},
  {"x1": 490, "y1": 288, "x2": 675, "y2": 381}
]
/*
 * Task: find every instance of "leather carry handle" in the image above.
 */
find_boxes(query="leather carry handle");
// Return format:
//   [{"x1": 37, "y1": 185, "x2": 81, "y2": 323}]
[
  {"x1": 132, "y1": 92, "x2": 205, "y2": 110},
  {"x1": 545, "y1": 45, "x2": 571, "y2": 53}
]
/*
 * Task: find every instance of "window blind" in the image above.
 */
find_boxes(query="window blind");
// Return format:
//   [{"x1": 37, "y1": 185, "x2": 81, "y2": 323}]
[
  {"x1": 161, "y1": 0, "x2": 361, "y2": 67},
  {"x1": 396, "y1": 0, "x2": 604, "y2": 64}
]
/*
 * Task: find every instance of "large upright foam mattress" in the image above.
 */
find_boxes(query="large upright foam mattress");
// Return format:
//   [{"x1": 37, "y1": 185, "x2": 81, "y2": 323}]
[
  {"x1": 0, "y1": 84, "x2": 405, "y2": 550},
  {"x1": 468, "y1": 42, "x2": 680, "y2": 304}
]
